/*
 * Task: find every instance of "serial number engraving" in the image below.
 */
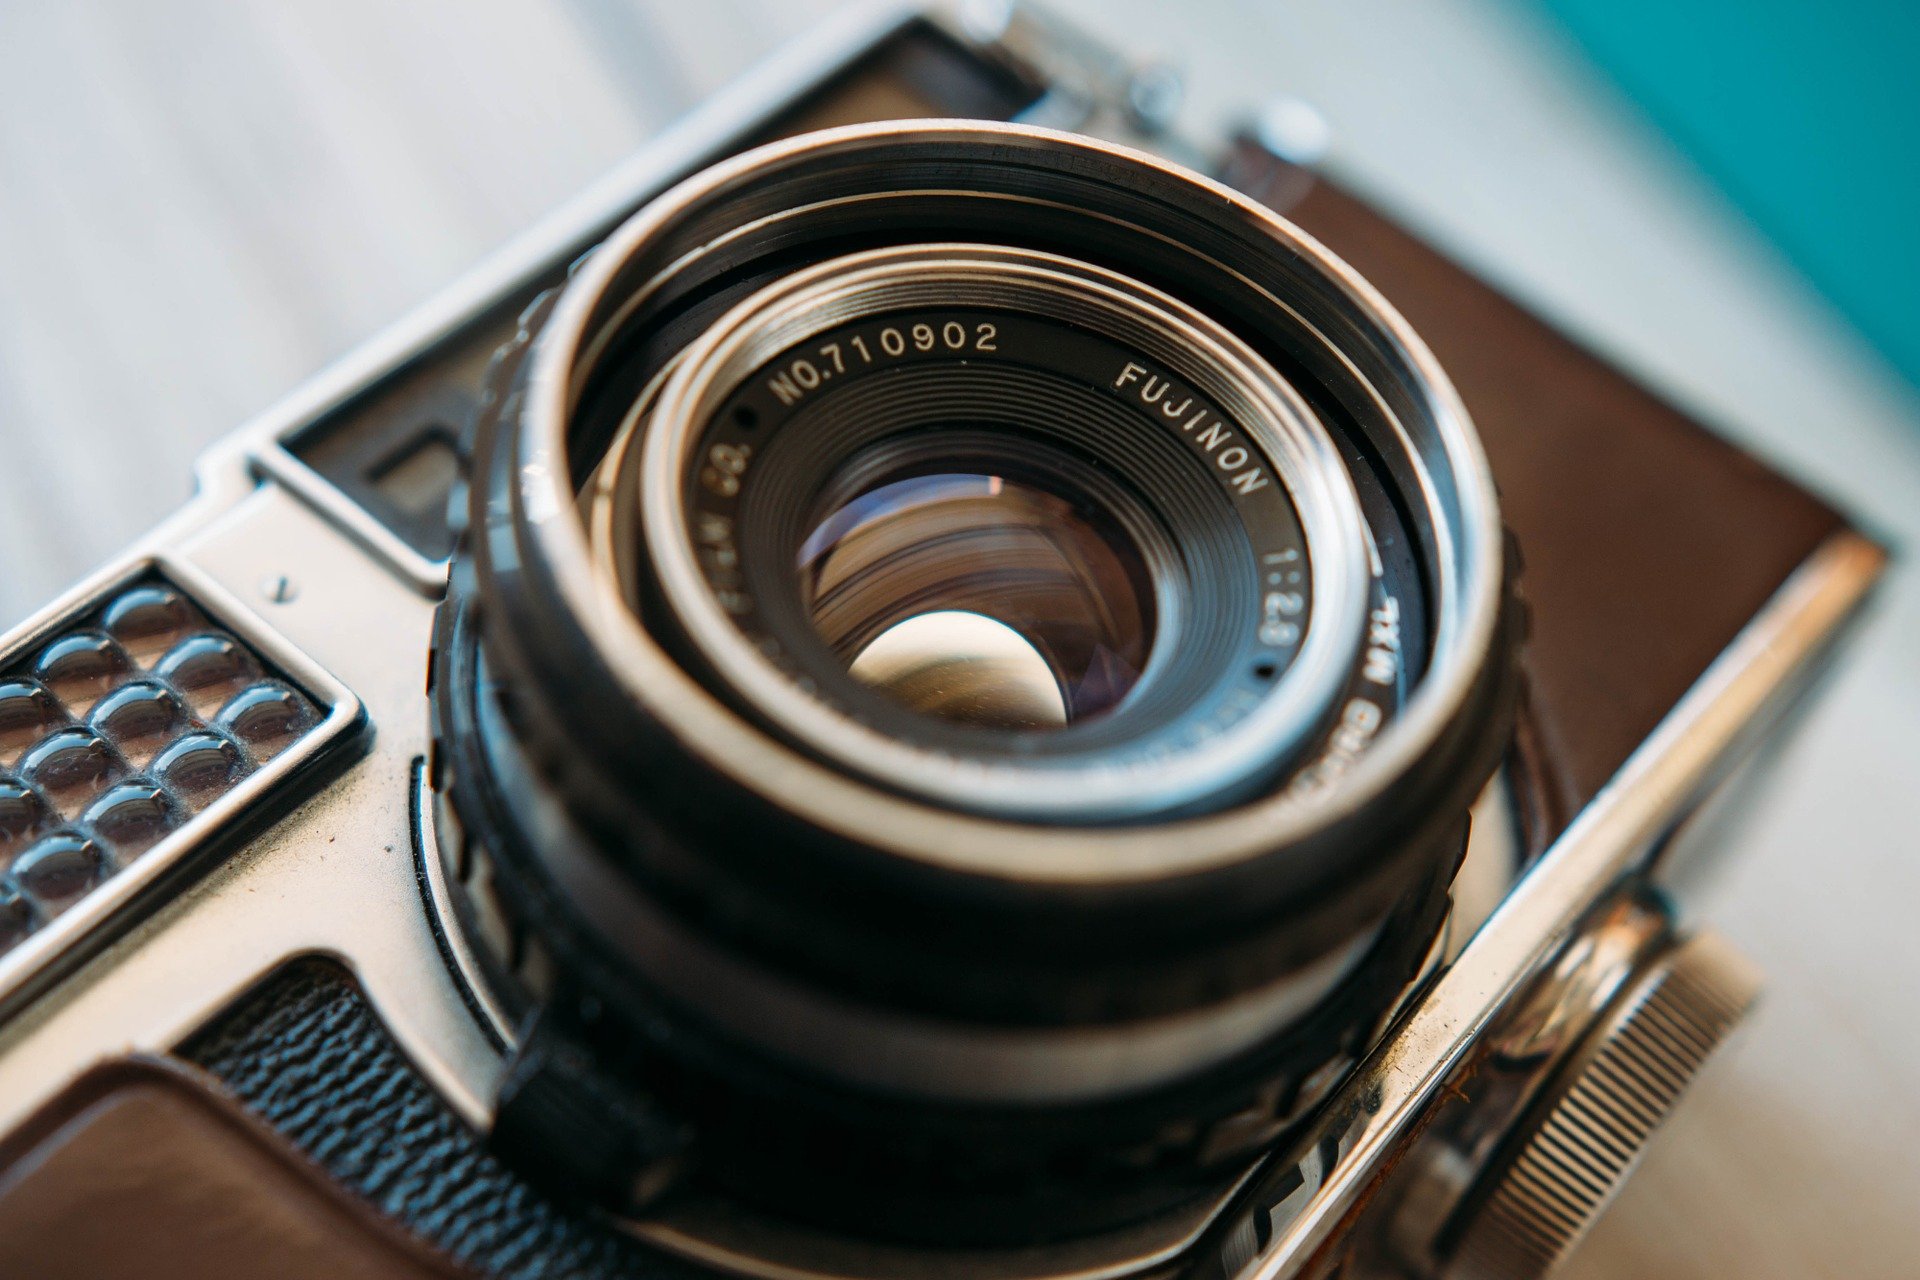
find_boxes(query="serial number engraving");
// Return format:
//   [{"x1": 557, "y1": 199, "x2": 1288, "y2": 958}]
[{"x1": 766, "y1": 320, "x2": 1000, "y2": 407}]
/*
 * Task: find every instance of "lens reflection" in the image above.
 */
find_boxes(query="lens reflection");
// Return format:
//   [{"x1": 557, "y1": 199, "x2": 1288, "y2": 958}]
[
  {"x1": 798, "y1": 471, "x2": 1155, "y2": 730},
  {"x1": 847, "y1": 610, "x2": 1068, "y2": 731}
]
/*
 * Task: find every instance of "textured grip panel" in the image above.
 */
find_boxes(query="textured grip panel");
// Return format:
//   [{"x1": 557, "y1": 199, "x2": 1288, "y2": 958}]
[
  {"x1": 0, "y1": 576, "x2": 323, "y2": 956},
  {"x1": 182, "y1": 957, "x2": 695, "y2": 1280}
]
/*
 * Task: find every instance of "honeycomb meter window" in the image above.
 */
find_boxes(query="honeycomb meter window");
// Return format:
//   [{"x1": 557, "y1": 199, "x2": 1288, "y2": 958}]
[{"x1": 0, "y1": 579, "x2": 322, "y2": 954}]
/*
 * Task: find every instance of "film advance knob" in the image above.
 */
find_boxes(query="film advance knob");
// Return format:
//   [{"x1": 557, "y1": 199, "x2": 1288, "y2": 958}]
[{"x1": 1447, "y1": 930, "x2": 1762, "y2": 1279}]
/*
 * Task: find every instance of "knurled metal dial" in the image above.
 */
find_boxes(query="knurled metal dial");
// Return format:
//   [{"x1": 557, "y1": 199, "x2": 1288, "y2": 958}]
[{"x1": 1448, "y1": 929, "x2": 1761, "y2": 1279}]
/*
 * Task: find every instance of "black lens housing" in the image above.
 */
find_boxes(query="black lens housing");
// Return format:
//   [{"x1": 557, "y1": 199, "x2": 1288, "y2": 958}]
[{"x1": 430, "y1": 122, "x2": 1521, "y2": 1242}]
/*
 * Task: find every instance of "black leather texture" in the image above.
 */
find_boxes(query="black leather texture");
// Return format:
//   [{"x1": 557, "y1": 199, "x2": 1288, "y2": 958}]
[{"x1": 182, "y1": 956, "x2": 694, "y2": 1280}]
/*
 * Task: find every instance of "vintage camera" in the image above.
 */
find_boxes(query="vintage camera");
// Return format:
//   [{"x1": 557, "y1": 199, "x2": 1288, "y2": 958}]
[{"x1": 0, "y1": 7, "x2": 1885, "y2": 1279}]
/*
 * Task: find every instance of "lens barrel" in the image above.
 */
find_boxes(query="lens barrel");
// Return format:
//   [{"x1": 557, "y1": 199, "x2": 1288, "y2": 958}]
[{"x1": 432, "y1": 122, "x2": 1518, "y2": 1240}]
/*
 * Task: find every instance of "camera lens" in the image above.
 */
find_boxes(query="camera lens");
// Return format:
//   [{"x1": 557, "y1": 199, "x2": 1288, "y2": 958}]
[{"x1": 435, "y1": 122, "x2": 1518, "y2": 1245}]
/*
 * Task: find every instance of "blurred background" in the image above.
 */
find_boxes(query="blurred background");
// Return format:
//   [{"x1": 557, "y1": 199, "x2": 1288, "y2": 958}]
[{"x1": 0, "y1": 1, "x2": 1915, "y2": 1274}]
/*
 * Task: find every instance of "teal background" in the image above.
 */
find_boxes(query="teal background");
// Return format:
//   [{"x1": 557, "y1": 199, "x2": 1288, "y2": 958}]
[{"x1": 1537, "y1": 0, "x2": 1920, "y2": 390}]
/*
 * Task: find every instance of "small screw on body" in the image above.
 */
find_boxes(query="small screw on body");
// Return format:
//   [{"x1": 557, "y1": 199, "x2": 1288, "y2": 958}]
[{"x1": 261, "y1": 575, "x2": 298, "y2": 605}]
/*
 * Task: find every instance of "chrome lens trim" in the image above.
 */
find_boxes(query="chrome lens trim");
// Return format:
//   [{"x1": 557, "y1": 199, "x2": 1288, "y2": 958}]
[{"x1": 636, "y1": 244, "x2": 1370, "y2": 819}]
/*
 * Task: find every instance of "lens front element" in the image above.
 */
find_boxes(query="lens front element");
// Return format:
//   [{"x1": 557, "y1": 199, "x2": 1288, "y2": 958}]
[{"x1": 801, "y1": 465, "x2": 1156, "y2": 730}]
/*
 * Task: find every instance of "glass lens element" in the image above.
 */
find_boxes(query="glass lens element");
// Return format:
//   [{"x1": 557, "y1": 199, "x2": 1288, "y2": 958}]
[{"x1": 797, "y1": 471, "x2": 1155, "y2": 730}]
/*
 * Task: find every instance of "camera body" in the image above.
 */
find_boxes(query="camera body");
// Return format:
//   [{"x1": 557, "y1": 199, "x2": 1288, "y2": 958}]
[{"x1": 0, "y1": 7, "x2": 1883, "y2": 1279}]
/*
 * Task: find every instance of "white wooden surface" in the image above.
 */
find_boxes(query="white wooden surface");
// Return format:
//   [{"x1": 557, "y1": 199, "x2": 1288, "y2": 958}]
[{"x1": 0, "y1": 2, "x2": 1916, "y2": 1275}]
